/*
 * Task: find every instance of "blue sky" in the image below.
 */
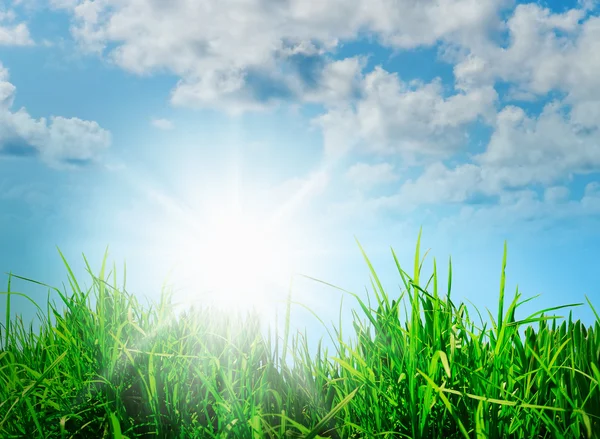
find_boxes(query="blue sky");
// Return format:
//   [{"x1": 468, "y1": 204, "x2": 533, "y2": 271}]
[{"x1": 1, "y1": 0, "x2": 600, "y2": 343}]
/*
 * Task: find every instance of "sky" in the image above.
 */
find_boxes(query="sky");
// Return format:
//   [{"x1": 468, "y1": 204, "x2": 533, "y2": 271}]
[{"x1": 1, "y1": 0, "x2": 600, "y2": 345}]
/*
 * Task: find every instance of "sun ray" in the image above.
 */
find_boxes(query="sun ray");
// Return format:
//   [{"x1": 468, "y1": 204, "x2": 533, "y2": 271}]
[{"x1": 121, "y1": 159, "x2": 329, "y2": 320}]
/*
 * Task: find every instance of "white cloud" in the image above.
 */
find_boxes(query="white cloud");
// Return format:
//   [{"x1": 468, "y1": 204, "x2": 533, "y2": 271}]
[
  {"x1": 50, "y1": 0, "x2": 507, "y2": 110},
  {"x1": 151, "y1": 118, "x2": 174, "y2": 130},
  {"x1": 170, "y1": 70, "x2": 279, "y2": 115},
  {"x1": 302, "y1": 56, "x2": 366, "y2": 105},
  {"x1": 362, "y1": 98, "x2": 600, "y2": 210},
  {"x1": 331, "y1": 88, "x2": 600, "y2": 225},
  {"x1": 0, "y1": 23, "x2": 32, "y2": 46},
  {"x1": 454, "y1": 3, "x2": 600, "y2": 104},
  {"x1": 473, "y1": 102, "x2": 600, "y2": 187},
  {"x1": 346, "y1": 162, "x2": 400, "y2": 188},
  {"x1": 363, "y1": 0, "x2": 507, "y2": 49},
  {"x1": 394, "y1": 162, "x2": 488, "y2": 205},
  {"x1": 44, "y1": 116, "x2": 111, "y2": 164},
  {"x1": 0, "y1": 10, "x2": 17, "y2": 22},
  {"x1": 0, "y1": 11, "x2": 33, "y2": 46},
  {"x1": 42, "y1": 0, "x2": 600, "y2": 232},
  {"x1": 0, "y1": 62, "x2": 111, "y2": 167},
  {"x1": 315, "y1": 67, "x2": 497, "y2": 160},
  {"x1": 314, "y1": 105, "x2": 361, "y2": 160},
  {"x1": 570, "y1": 100, "x2": 600, "y2": 129}
]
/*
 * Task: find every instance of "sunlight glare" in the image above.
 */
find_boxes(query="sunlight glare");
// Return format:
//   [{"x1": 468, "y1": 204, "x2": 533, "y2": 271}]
[{"x1": 176, "y1": 202, "x2": 296, "y2": 316}]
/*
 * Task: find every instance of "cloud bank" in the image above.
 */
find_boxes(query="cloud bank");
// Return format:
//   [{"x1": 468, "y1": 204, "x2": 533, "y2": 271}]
[{"x1": 8, "y1": 0, "x2": 599, "y2": 231}]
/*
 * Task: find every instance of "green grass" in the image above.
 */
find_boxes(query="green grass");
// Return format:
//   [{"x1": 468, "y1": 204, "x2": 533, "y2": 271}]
[{"x1": 1, "y1": 228, "x2": 599, "y2": 438}]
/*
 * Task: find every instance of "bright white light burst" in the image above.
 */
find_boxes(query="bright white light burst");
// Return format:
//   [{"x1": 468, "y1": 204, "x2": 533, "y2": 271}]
[
  {"x1": 128, "y1": 157, "x2": 333, "y2": 321},
  {"x1": 174, "y1": 202, "x2": 296, "y2": 317}
]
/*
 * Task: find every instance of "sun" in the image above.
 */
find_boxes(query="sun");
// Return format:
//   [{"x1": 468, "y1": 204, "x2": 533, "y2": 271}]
[
  {"x1": 128, "y1": 156, "x2": 333, "y2": 320},
  {"x1": 173, "y1": 201, "x2": 296, "y2": 316}
]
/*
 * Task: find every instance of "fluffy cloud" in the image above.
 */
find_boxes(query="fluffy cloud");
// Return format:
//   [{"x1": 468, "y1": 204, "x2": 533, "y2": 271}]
[
  {"x1": 301, "y1": 57, "x2": 366, "y2": 105},
  {"x1": 44, "y1": 0, "x2": 504, "y2": 168},
  {"x1": 474, "y1": 102, "x2": 600, "y2": 187},
  {"x1": 365, "y1": 98, "x2": 600, "y2": 206},
  {"x1": 337, "y1": 91, "x2": 600, "y2": 224},
  {"x1": 392, "y1": 162, "x2": 488, "y2": 206},
  {"x1": 0, "y1": 22, "x2": 33, "y2": 45},
  {"x1": 0, "y1": 63, "x2": 111, "y2": 167},
  {"x1": 50, "y1": 0, "x2": 506, "y2": 110},
  {"x1": 315, "y1": 67, "x2": 497, "y2": 159},
  {"x1": 356, "y1": 3, "x2": 600, "y2": 220},
  {"x1": 0, "y1": 6, "x2": 33, "y2": 46},
  {"x1": 44, "y1": 0, "x2": 600, "y2": 228},
  {"x1": 454, "y1": 3, "x2": 600, "y2": 103}
]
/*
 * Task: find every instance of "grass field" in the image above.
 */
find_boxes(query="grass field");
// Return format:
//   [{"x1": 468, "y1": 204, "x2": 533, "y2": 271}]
[{"x1": 1, "y1": 229, "x2": 599, "y2": 438}]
